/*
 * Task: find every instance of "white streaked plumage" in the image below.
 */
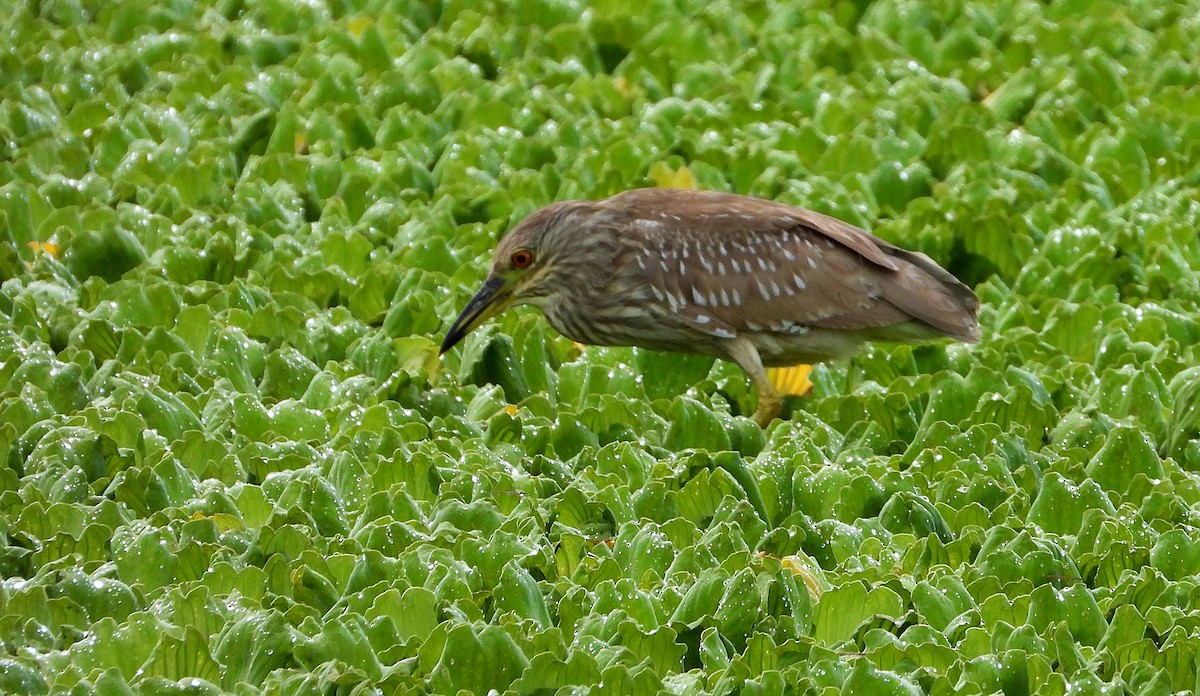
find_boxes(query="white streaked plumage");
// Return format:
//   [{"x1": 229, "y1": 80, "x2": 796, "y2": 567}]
[{"x1": 449, "y1": 188, "x2": 981, "y2": 426}]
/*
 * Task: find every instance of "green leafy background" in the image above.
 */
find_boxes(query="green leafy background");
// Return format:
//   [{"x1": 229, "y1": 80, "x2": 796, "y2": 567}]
[{"x1": 3, "y1": 0, "x2": 1200, "y2": 693}]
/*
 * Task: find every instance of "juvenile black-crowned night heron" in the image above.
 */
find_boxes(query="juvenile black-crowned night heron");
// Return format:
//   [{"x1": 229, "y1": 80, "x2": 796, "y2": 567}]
[{"x1": 441, "y1": 189, "x2": 980, "y2": 426}]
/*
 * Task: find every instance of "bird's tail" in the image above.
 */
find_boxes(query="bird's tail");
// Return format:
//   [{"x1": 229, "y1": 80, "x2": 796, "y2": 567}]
[{"x1": 880, "y1": 246, "x2": 981, "y2": 343}]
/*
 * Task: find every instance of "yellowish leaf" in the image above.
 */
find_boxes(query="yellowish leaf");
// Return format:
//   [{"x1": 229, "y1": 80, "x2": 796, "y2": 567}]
[
  {"x1": 768, "y1": 364, "x2": 813, "y2": 396},
  {"x1": 27, "y1": 241, "x2": 59, "y2": 259},
  {"x1": 781, "y1": 553, "x2": 830, "y2": 600},
  {"x1": 208, "y1": 513, "x2": 244, "y2": 533},
  {"x1": 394, "y1": 337, "x2": 441, "y2": 382},
  {"x1": 649, "y1": 162, "x2": 698, "y2": 190},
  {"x1": 347, "y1": 16, "x2": 372, "y2": 37}
]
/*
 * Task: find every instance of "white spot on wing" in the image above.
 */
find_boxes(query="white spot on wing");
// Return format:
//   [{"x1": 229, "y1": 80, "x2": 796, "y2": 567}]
[
  {"x1": 808, "y1": 257, "x2": 817, "y2": 269},
  {"x1": 691, "y1": 287, "x2": 707, "y2": 306},
  {"x1": 792, "y1": 274, "x2": 806, "y2": 290},
  {"x1": 778, "y1": 320, "x2": 809, "y2": 335}
]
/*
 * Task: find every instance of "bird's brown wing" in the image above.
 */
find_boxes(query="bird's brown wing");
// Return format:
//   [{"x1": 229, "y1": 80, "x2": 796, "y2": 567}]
[
  {"x1": 605, "y1": 188, "x2": 979, "y2": 342},
  {"x1": 607, "y1": 188, "x2": 900, "y2": 271}
]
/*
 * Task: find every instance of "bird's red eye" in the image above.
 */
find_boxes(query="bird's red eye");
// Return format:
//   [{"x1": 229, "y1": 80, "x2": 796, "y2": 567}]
[{"x1": 511, "y1": 249, "x2": 534, "y2": 269}]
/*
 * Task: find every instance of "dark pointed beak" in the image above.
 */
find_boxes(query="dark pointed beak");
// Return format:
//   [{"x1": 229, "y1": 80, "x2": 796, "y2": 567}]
[{"x1": 440, "y1": 276, "x2": 512, "y2": 354}]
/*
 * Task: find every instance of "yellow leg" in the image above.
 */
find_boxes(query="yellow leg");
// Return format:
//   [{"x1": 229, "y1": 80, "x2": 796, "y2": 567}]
[{"x1": 726, "y1": 338, "x2": 782, "y2": 427}]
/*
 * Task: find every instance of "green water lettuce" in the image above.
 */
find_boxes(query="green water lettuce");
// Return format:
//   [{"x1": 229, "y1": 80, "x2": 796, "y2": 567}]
[{"x1": 2, "y1": 0, "x2": 1200, "y2": 693}]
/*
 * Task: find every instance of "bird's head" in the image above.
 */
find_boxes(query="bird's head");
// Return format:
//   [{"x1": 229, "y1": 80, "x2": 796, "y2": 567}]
[{"x1": 440, "y1": 200, "x2": 608, "y2": 354}]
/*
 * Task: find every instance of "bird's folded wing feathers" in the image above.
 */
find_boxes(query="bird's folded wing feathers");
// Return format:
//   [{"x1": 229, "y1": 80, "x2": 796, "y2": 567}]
[
  {"x1": 639, "y1": 225, "x2": 911, "y2": 336},
  {"x1": 608, "y1": 189, "x2": 977, "y2": 341},
  {"x1": 607, "y1": 188, "x2": 901, "y2": 271}
]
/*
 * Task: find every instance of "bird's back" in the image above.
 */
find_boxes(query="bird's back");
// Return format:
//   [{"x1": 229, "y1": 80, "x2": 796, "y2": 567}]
[{"x1": 594, "y1": 189, "x2": 979, "y2": 361}]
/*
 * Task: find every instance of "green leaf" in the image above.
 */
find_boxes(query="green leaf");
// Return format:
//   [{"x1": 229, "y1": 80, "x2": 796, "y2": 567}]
[
  {"x1": 63, "y1": 226, "x2": 147, "y2": 283},
  {"x1": 55, "y1": 570, "x2": 140, "y2": 624},
  {"x1": 714, "y1": 567, "x2": 764, "y2": 640},
  {"x1": 814, "y1": 582, "x2": 905, "y2": 647},
  {"x1": 1163, "y1": 365, "x2": 1200, "y2": 458},
  {"x1": 347, "y1": 262, "x2": 400, "y2": 323},
  {"x1": 879, "y1": 491, "x2": 952, "y2": 542},
  {"x1": 69, "y1": 613, "x2": 166, "y2": 682},
  {"x1": 259, "y1": 345, "x2": 319, "y2": 402},
  {"x1": 492, "y1": 562, "x2": 551, "y2": 627},
  {"x1": 111, "y1": 524, "x2": 178, "y2": 593},
  {"x1": 426, "y1": 623, "x2": 530, "y2": 695},
  {"x1": 1029, "y1": 582, "x2": 1107, "y2": 646},
  {"x1": 983, "y1": 67, "x2": 1041, "y2": 122},
  {"x1": 636, "y1": 349, "x2": 715, "y2": 400},
  {"x1": 841, "y1": 657, "x2": 923, "y2": 696},
  {"x1": 511, "y1": 650, "x2": 602, "y2": 692},
  {"x1": 213, "y1": 611, "x2": 297, "y2": 688},
  {"x1": 1085, "y1": 426, "x2": 1165, "y2": 501},
  {"x1": 1149, "y1": 529, "x2": 1200, "y2": 582},
  {"x1": 670, "y1": 568, "x2": 729, "y2": 628},
  {"x1": 462, "y1": 331, "x2": 532, "y2": 403},
  {"x1": 294, "y1": 615, "x2": 383, "y2": 682},
  {"x1": 1027, "y1": 472, "x2": 1115, "y2": 536},
  {"x1": 0, "y1": 658, "x2": 49, "y2": 695},
  {"x1": 665, "y1": 398, "x2": 731, "y2": 452},
  {"x1": 613, "y1": 522, "x2": 676, "y2": 581},
  {"x1": 364, "y1": 587, "x2": 438, "y2": 641},
  {"x1": 137, "y1": 627, "x2": 223, "y2": 684}
]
